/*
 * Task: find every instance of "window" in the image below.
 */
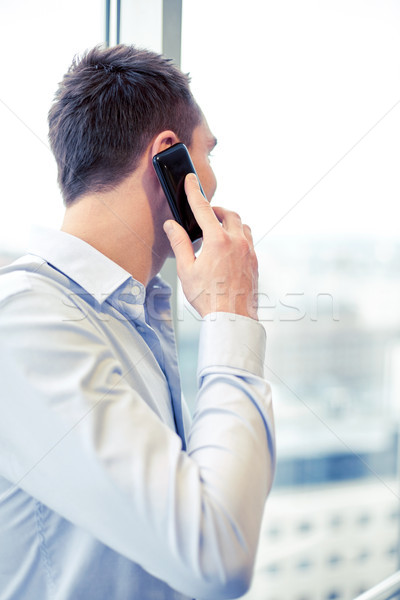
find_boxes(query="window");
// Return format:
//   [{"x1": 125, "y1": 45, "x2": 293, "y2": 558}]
[
  {"x1": 180, "y1": 1, "x2": 400, "y2": 598},
  {"x1": 0, "y1": 0, "x2": 104, "y2": 257}
]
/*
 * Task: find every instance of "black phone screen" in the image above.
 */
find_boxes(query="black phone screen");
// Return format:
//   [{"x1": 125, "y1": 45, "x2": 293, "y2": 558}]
[{"x1": 152, "y1": 143, "x2": 204, "y2": 242}]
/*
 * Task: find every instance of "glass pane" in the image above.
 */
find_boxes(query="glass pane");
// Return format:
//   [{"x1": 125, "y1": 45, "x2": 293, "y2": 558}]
[
  {"x1": 0, "y1": 0, "x2": 104, "y2": 258},
  {"x1": 181, "y1": 1, "x2": 400, "y2": 598}
]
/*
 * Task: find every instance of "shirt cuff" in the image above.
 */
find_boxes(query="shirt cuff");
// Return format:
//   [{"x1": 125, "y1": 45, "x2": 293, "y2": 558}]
[{"x1": 197, "y1": 312, "x2": 266, "y2": 379}]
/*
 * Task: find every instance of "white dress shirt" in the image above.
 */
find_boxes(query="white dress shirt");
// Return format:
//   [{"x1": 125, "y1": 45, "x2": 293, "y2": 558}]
[{"x1": 0, "y1": 227, "x2": 275, "y2": 600}]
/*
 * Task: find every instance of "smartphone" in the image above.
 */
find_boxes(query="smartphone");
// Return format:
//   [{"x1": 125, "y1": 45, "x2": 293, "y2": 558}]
[{"x1": 152, "y1": 143, "x2": 204, "y2": 242}]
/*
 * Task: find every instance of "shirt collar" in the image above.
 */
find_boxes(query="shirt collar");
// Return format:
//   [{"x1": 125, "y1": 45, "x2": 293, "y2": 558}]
[{"x1": 28, "y1": 227, "x2": 134, "y2": 304}]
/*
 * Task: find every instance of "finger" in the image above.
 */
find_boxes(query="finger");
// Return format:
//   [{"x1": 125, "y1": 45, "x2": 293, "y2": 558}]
[
  {"x1": 184, "y1": 174, "x2": 219, "y2": 231},
  {"x1": 243, "y1": 224, "x2": 257, "y2": 257},
  {"x1": 243, "y1": 224, "x2": 254, "y2": 244},
  {"x1": 243, "y1": 224, "x2": 258, "y2": 271},
  {"x1": 163, "y1": 219, "x2": 195, "y2": 271},
  {"x1": 212, "y1": 206, "x2": 243, "y2": 231}
]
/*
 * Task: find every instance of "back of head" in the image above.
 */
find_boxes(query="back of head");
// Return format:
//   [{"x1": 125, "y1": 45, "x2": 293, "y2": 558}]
[{"x1": 48, "y1": 44, "x2": 201, "y2": 205}]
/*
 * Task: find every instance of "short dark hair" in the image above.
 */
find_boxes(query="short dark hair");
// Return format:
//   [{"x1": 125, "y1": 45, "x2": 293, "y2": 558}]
[{"x1": 48, "y1": 44, "x2": 201, "y2": 205}]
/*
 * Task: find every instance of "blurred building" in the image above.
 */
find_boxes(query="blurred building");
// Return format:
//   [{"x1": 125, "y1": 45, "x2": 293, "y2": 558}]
[{"x1": 178, "y1": 236, "x2": 400, "y2": 599}]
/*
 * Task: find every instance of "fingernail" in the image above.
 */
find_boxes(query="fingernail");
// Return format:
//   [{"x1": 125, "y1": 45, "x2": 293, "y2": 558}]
[
  {"x1": 163, "y1": 221, "x2": 174, "y2": 235},
  {"x1": 187, "y1": 173, "x2": 198, "y2": 184}
]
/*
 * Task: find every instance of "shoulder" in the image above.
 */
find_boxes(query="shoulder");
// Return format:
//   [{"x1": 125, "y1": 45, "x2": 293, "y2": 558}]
[
  {"x1": 0, "y1": 256, "x2": 42, "y2": 307},
  {"x1": 0, "y1": 254, "x2": 71, "y2": 300},
  {"x1": 0, "y1": 268, "x2": 32, "y2": 304},
  {"x1": 0, "y1": 255, "x2": 86, "y2": 327}
]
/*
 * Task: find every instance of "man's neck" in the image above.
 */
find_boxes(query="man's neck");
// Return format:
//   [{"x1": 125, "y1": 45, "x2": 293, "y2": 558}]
[{"x1": 61, "y1": 173, "x2": 165, "y2": 287}]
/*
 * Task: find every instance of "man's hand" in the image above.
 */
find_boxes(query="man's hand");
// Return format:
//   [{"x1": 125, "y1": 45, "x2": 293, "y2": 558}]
[{"x1": 163, "y1": 173, "x2": 259, "y2": 320}]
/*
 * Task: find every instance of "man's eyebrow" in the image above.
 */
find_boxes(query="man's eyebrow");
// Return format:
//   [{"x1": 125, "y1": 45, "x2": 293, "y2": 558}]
[{"x1": 208, "y1": 136, "x2": 218, "y2": 150}]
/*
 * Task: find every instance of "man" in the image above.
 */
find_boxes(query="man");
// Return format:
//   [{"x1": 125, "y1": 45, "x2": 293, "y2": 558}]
[{"x1": 0, "y1": 45, "x2": 275, "y2": 599}]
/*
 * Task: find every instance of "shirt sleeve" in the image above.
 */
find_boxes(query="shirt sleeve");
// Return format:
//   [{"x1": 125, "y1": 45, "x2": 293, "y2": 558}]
[{"x1": 0, "y1": 277, "x2": 275, "y2": 600}]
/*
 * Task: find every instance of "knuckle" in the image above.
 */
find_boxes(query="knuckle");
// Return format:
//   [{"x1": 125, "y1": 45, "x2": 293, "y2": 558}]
[
  {"x1": 230, "y1": 210, "x2": 241, "y2": 222},
  {"x1": 243, "y1": 223, "x2": 252, "y2": 237},
  {"x1": 213, "y1": 225, "x2": 229, "y2": 243},
  {"x1": 197, "y1": 202, "x2": 212, "y2": 214},
  {"x1": 237, "y1": 234, "x2": 251, "y2": 255},
  {"x1": 213, "y1": 234, "x2": 229, "y2": 252}
]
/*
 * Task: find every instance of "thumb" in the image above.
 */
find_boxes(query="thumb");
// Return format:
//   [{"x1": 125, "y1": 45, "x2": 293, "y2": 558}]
[{"x1": 163, "y1": 219, "x2": 195, "y2": 269}]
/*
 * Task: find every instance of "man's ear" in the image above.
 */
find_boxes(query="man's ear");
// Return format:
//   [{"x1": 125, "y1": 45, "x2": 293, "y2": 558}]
[
  {"x1": 150, "y1": 130, "x2": 179, "y2": 160},
  {"x1": 144, "y1": 130, "x2": 180, "y2": 198}
]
